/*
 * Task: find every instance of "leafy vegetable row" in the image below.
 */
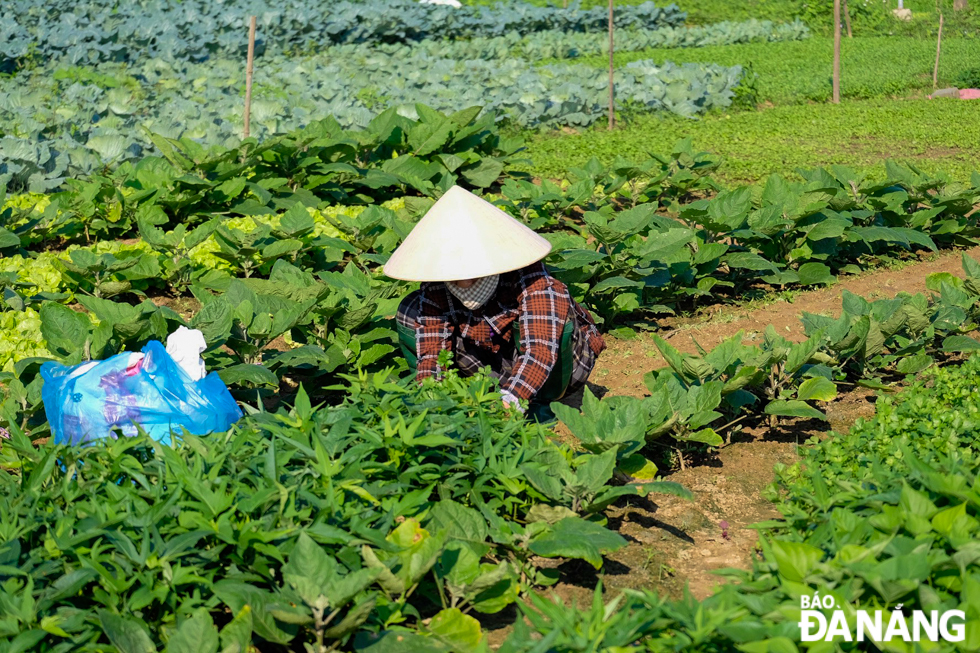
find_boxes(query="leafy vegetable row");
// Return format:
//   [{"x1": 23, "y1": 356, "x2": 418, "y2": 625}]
[
  {"x1": 538, "y1": 153, "x2": 980, "y2": 325},
  {"x1": 554, "y1": 254, "x2": 980, "y2": 460},
  {"x1": 0, "y1": 367, "x2": 688, "y2": 652},
  {"x1": 1, "y1": 0, "x2": 685, "y2": 71},
  {"x1": 341, "y1": 18, "x2": 809, "y2": 64},
  {"x1": 0, "y1": 53, "x2": 743, "y2": 188}
]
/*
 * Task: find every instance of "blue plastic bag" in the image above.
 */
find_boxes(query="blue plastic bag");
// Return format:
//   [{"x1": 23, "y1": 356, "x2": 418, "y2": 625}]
[{"x1": 41, "y1": 340, "x2": 242, "y2": 446}]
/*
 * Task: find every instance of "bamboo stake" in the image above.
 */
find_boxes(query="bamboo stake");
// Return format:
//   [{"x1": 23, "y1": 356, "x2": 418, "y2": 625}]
[
  {"x1": 832, "y1": 0, "x2": 841, "y2": 104},
  {"x1": 608, "y1": 0, "x2": 615, "y2": 131},
  {"x1": 244, "y1": 16, "x2": 257, "y2": 139},
  {"x1": 933, "y1": 13, "x2": 944, "y2": 89},
  {"x1": 843, "y1": 0, "x2": 853, "y2": 37}
]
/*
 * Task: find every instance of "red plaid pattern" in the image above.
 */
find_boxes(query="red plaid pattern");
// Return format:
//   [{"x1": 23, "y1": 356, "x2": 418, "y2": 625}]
[{"x1": 400, "y1": 262, "x2": 605, "y2": 400}]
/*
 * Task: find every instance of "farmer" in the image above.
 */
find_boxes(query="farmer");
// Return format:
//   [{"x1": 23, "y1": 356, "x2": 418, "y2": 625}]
[{"x1": 385, "y1": 185, "x2": 605, "y2": 417}]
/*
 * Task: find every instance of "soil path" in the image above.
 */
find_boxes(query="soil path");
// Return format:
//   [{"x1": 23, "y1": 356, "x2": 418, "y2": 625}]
[
  {"x1": 550, "y1": 246, "x2": 980, "y2": 605},
  {"x1": 595, "y1": 247, "x2": 980, "y2": 400}
]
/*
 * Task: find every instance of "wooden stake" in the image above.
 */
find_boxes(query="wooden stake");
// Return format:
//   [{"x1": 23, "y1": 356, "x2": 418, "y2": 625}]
[
  {"x1": 608, "y1": 0, "x2": 615, "y2": 131},
  {"x1": 832, "y1": 0, "x2": 841, "y2": 104},
  {"x1": 843, "y1": 0, "x2": 853, "y2": 37},
  {"x1": 933, "y1": 12, "x2": 944, "y2": 89},
  {"x1": 244, "y1": 16, "x2": 257, "y2": 139}
]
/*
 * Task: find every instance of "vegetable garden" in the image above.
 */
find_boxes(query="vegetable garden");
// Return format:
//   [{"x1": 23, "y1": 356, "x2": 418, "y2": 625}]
[{"x1": 2, "y1": 0, "x2": 980, "y2": 650}]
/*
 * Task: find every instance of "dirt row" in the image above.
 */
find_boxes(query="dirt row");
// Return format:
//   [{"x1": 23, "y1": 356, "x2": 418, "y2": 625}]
[{"x1": 545, "y1": 246, "x2": 980, "y2": 606}]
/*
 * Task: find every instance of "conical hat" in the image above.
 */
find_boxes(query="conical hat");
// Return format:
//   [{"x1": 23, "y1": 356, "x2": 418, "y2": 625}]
[{"x1": 383, "y1": 186, "x2": 552, "y2": 282}]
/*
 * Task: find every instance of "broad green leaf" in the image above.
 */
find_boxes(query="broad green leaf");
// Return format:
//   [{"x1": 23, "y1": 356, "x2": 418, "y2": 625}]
[
  {"x1": 460, "y1": 158, "x2": 505, "y2": 188},
  {"x1": 213, "y1": 582, "x2": 296, "y2": 645},
  {"x1": 796, "y1": 377, "x2": 837, "y2": 402},
  {"x1": 899, "y1": 483, "x2": 938, "y2": 519},
  {"x1": 0, "y1": 227, "x2": 22, "y2": 249},
  {"x1": 769, "y1": 540, "x2": 823, "y2": 582},
  {"x1": 796, "y1": 262, "x2": 835, "y2": 286},
  {"x1": 617, "y1": 454, "x2": 658, "y2": 482},
  {"x1": 942, "y1": 336, "x2": 980, "y2": 352},
  {"x1": 39, "y1": 302, "x2": 91, "y2": 358},
  {"x1": 282, "y1": 532, "x2": 338, "y2": 607},
  {"x1": 575, "y1": 449, "x2": 617, "y2": 495},
  {"x1": 678, "y1": 427, "x2": 723, "y2": 446},
  {"x1": 931, "y1": 503, "x2": 973, "y2": 538},
  {"x1": 165, "y1": 610, "x2": 218, "y2": 653},
  {"x1": 529, "y1": 517, "x2": 627, "y2": 569},
  {"x1": 429, "y1": 501, "x2": 489, "y2": 548},
  {"x1": 426, "y1": 608, "x2": 484, "y2": 653},
  {"x1": 764, "y1": 400, "x2": 826, "y2": 420},
  {"x1": 640, "y1": 481, "x2": 694, "y2": 501},
  {"x1": 217, "y1": 364, "x2": 279, "y2": 387},
  {"x1": 215, "y1": 177, "x2": 248, "y2": 201},
  {"x1": 896, "y1": 354, "x2": 933, "y2": 375},
  {"x1": 97, "y1": 612, "x2": 156, "y2": 653}
]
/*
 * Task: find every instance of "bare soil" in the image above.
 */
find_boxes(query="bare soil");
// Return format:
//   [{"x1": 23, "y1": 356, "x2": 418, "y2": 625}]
[{"x1": 483, "y1": 246, "x2": 980, "y2": 640}]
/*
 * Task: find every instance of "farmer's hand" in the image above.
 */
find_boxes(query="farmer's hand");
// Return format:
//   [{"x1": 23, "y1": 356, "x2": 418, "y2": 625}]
[{"x1": 501, "y1": 390, "x2": 525, "y2": 414}]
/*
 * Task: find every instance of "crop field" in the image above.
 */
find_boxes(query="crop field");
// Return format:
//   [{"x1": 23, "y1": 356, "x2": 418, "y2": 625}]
[{"x1": 2, "y1": 0, "x2": 980, "y2": 651}]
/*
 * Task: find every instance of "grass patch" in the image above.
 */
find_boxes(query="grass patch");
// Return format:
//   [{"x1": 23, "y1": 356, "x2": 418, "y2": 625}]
[
  {"x1": 462, "y1": 0, "x2": 978, "y2": 33},
  {"x1": 522, "y1": 97, "x2": 980, "y2": 185},
  {"x1": 561, "y1": 36, "x2": 980, "y2": 105}
]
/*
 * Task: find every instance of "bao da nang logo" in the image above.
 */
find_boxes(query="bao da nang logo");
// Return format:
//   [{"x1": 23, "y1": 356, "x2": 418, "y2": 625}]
[{"x1": 799, "y1": 593, "x2": 966, "y2": 643}]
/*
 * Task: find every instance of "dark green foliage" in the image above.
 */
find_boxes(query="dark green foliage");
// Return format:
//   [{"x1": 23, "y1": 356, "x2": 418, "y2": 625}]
[
  {"x1": 0, "y1": 369, "x2": 688, "y2": 651},
  {"x1": 504, "y1": 349, "x2": 980, "y2": 652}
]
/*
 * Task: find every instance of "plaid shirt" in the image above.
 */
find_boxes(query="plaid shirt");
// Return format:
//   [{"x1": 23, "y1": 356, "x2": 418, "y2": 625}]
[{"x1": 415, "y1": 262, "x2": 605, "y2": 399}]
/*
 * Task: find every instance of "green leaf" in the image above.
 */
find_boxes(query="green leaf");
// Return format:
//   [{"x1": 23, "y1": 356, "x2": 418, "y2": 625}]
[
  {"x1": 460, "y1": 158, "x2": 505, "y2": 188},
  {"x1": 0, "y1": 227, "x2": 21, "y2": 249},
  {"x1": 575, "y1": 449, "x2": 617, "y2": 495},
  {"x1": 932, "y1": 503, "x2": 968, "y2": 537},
  {"x1": 942, "y1": 335, "x2": 980, "y2": 352},
  {"x1": 529, "y1": 517, "x2": 627, "y2": 569},
  {"x1": 282, "y1": 533, "x2": 338, "y2": 607},
  {"x1": 677, "y1": 427, "x2": 723, "y2": 446},
  {"x1": 40, "y1": 302, "x2": 91, "y2": 359},
  {"x1": 426, "y1": 608, "x2": 484, "y2": 653},
  {"x1": 429, "y1": 501, "x2": 489, "y2": 549},
  {"x1": 639, "y1": 481, "x2": 694, "y2": 501},
  {"x1": 796, "y1": 262, "x2": 835, "y2": 286},
  {"x1": 724, "y1": 252, "x2": 779, "y2": 273},
  {"x1": 165, "y1": 610, "x2": 218, "y2": 653},
  {"x1": 769, "y1": 540, "x2": 823, "y2": 582},
  {"x1": 215, "y1": 177, "x2": 248, "y2": 201},
  {"x1": 896, "y1": 354, "x2": 933, "y2": 375},
  {"x1": 218, "y1": 364, "x2": 279, "y2": 387},
  {"x1": 97, "y1": 612, "x2": 156, "y2": 653},
  {"x1": 409, "y1": 116, "x2": 455, "y2": 157},
  {"x1": 899, "y1": 483, "x2": 938, "y2": 519},
  {"x1": 926, "y1": 271, "x2": 964, "y2": 293},
  {"x1": 189, "y1": 300, "x2": 233, "y2": 348},
  {"x1": 617, "y1": 454, "x2": 658, "y2": 482},
  {"x1": 764, "y1": 400, "x2": 826, "y2": 420},
  {"x1": 796, "y1": 377, "x2": 837, "y2": 402},
  {"x1": 213, "y1": 581, "x2": 296, "y2": 645},
  {"x1": 219, "y1": 606, "x2": 253, "y2": 653}
]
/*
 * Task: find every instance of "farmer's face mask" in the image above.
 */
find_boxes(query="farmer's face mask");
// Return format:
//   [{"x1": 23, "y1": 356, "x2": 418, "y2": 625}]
[{"x1": 446, "y1": 275, "x2": 499, "y2": 310}]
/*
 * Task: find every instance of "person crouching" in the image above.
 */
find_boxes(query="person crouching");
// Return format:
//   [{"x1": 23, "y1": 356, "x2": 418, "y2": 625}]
[{"x1": 384, "y1": 186, "x2": 605, "y2": 419}]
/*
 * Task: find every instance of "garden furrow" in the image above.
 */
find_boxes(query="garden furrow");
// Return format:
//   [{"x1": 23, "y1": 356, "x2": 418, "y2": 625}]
[
  {"x1": 541, "y1": 246, "x2": 980, "y2": 610},
  {"x1": 590, "y1": 246, "x2": 980, "y2": 400}
]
